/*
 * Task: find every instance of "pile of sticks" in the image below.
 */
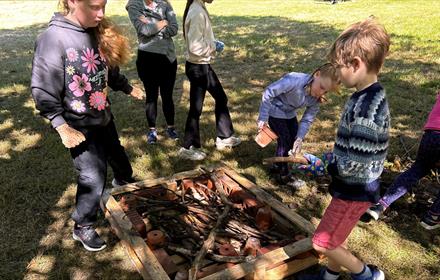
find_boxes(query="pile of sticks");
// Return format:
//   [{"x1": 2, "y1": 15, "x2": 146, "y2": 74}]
[{"x1": 117, "y1": 170, "x2": 303, "y2": 279}]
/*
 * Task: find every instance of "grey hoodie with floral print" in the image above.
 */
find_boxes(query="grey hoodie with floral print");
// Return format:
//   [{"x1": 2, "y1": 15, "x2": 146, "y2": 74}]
[{"x1": 31, "y1": 13, "x2": 133, "y2": 129}]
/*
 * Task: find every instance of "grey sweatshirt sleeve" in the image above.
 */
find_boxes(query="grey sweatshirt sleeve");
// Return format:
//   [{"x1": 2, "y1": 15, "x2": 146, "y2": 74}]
[
  {"x1": 126, "y1": 2, "x2": 160, "y2": 37},
  {"x1": 257, "y1": 75, "x2": 298, "y2": 122},
  {"x1": 108, "y1": 66, "x2": 133, "y2": 95},
  {"x1": 297, "y1": 100, "x2": 320, "y2": 139},
  {"x1": 31, "y1": 33, "x2": 66, "y2": 128},
  {"x1": 161, "y1": 4, "x2": 178, "y2": 38}
]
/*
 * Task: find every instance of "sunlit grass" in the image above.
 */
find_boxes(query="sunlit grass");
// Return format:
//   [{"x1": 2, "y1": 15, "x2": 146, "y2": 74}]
[{"x1": 1, "y1": 0, "x2": 439, "y2": 279}]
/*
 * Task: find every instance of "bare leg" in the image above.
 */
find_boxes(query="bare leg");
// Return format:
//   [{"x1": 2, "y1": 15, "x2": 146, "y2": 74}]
[{"x1": 313, "y1": 242, "x2": 364, "y2": 274}]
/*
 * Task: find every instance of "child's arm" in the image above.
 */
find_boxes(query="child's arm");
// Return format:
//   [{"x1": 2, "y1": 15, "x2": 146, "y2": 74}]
[
  {"x1": 296, "y1": 102, "x2": 320, "y2": 140},
  {"x1": 257, "y1": 75, "x2": 299, "y2": 123},
  {"x1": 161, "y1": 3, "x2": 178, "y2": 38},
  {"x1": 107, "y1": 67, "x2": 144, "y2": 100}
]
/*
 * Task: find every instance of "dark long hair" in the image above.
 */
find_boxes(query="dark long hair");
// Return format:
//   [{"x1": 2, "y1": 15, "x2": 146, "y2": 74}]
[{"x1": 182, "y1": 0, "x2": 194, "y2": 38}]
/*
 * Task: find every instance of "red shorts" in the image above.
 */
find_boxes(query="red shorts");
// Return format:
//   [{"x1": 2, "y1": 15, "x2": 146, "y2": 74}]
[{"x1": 312, "y1": 197, "x2": 371, "y2": 249}]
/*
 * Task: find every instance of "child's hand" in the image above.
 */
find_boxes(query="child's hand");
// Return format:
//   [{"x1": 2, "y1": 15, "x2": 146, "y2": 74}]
[
  {"x1": 291, "y1": 138, "x2": 303, "y2": 155},
  {"x1": 215, "y1": 40, "x2": 225, "y2": 52},
  {"x1": 257, "y1": 121, "x2": 267, "y2": 131},
  {"x1": 130, "y1": 86, "x2": 145, "y2": 100},
  {"x1": 297, "y1": 152, "x2": 333, "y2": 177},
  {"x1": 139, "y1": 15, "x2": 150, "y2": 24},
  {"x1": 56, "y1": 124, "x2": 86, "y2": 148}
]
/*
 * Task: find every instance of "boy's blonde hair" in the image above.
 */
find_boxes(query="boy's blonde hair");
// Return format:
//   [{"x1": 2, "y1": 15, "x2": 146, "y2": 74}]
[{"x1": 328, "y1": 18, "x2": 390, "y2": 74}]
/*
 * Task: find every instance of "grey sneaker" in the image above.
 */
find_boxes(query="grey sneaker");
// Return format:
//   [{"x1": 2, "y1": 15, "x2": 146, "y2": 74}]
[
  {"x1": 111, "y1": 177, "x2": 136, "y2": 188},
  {"x1": 215, "y1": 136, "x2": 241, "y2": 150},
  {"x1": 73, "y1": 224, "x2": 107, "y2": 252},
  {"x1": 178, "y1": 146, "x2": 206, "y2": 161}
]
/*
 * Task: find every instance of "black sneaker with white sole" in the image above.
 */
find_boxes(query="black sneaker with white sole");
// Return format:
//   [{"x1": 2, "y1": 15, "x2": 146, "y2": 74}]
[
  {"x1": 364, "y1": 203, "x2": 385, "y2": 221},
  {"x1": 73, "y1": 224, "x2": 107, "y2": 252},
  {"x1": 420, "y1": 212, "x2": 440, "y2": 230}
]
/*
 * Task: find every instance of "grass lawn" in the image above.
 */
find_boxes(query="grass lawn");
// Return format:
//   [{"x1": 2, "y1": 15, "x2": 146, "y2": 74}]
[{"x1": 1, "y1": 0, "x2": 440, "y2": 279}]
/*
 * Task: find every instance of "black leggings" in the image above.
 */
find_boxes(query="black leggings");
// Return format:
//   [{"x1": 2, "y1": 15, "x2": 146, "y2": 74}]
[
  {"x1": 136, "y1": 50, "x2": 177, "y2": 128},
  {"x1": 183, "y1": 61, "x2": 234, "y2": 149}
]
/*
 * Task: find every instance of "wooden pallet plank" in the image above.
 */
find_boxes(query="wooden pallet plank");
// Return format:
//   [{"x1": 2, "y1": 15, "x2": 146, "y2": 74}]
[
  {"x1": 102, "y1": 191, "x2": 170, "y2": 280},
  {"x1": 110, "y1": 169, "x2": 205, "y2": 195},
  {"x1": 219, "y1": 165, "x2": 315, "y2": 234},
  {"x1": 199, "y1": 238, "x2": 312, "y2": 280},
  {"x1": 265, "y1": 255, "x2": 318, "y2": 279}
]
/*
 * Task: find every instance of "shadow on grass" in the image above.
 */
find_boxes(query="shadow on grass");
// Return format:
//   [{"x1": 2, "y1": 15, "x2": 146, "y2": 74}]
[{"x1": 0, "y1": 12, "x2": 439, "y2": 280}]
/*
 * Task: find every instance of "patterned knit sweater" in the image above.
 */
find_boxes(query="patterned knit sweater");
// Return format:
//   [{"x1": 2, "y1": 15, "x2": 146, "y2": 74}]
[{"x1": 328, "y1": 82, "x2": 390, "y2": 202}]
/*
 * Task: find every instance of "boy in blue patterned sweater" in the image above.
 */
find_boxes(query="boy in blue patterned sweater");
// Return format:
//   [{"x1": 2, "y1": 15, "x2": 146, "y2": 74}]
[{"x1": 299, "y1": 18, "x2": 391, "y2": 280}]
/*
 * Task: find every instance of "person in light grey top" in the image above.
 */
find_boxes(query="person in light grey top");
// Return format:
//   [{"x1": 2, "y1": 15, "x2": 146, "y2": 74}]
[
  {"x1": 257, "y1": 63, "x2": 339, "y2": 185},
  {"x1": 126, "y1": 0, "x2": 179, "y2": 144}
]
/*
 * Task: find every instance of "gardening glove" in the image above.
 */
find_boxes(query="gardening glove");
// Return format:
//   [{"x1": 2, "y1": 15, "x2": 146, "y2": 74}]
[
  {"x1": 290, "y1": 138, "x2": 303, "y2": 155},
  {"x1": 56, "y1": 123, "x2": 86, "y2": 148},
  {"x1": 215, "y1": 40, "x2": 225, "y2": 53},
  {"x1": 130, "y1": 86, "x2": 145, "y2": 100},
  {"x1": 297, "y1": 152, "x2": 334, "y2": 177}
]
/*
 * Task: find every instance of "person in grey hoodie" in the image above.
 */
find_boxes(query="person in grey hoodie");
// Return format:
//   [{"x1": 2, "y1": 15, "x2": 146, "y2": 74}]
[
  {"x1": 31, "y1": 0, "x2": 144, "y2": 252},
  {"x1": 126, "y1": 0, "x2": 179, "y2": 144}
]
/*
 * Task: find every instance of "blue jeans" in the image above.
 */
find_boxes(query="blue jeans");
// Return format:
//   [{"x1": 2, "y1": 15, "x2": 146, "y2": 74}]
[
  {"x1": 70, "y1": 120, "x2": 133, "y2": 226},
  {"x1": 268, "y1": 116, "x2": 298, "y2": 176},
  {"x1": 380, "y1": 130, "x2": 440, "y2": 214}
]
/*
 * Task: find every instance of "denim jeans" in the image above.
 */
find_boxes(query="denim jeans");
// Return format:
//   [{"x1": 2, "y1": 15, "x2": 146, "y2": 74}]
[
  {"x1": 70, "y1": 119, "x2": 133, "y2": 226},
  {"x1": 182, "y1": 61, "x2": 234, "y2": 149},
  {"x1": 136, "y1": 50, "x2": 177, "y2": 128}
]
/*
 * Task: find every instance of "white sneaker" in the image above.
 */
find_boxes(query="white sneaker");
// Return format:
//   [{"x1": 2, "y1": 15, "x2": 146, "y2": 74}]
[
  {"x1": 215, "y1": 136, "x2": 241, "y2": 150},
  {"x1": 178, "y1": 146, "x2": 206, "y2": 161}
]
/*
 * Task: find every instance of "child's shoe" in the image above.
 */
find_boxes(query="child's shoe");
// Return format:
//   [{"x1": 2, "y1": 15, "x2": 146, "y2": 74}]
[
  {"x1": 420, "y1": 211, "x2": 440, "y2": 230},
  {"x1": 178, "y1": 146, "x2": 206, "y2": 161},
  {"x1": 73, "y1": 224, "x2": 107, "y2": 252},
  {"x1": 112, "y1": 177, "x2": 137, "y2": 188},
  {"x1": 362, "y1": 203, "x2": 386, "y2": 221},
  {"x1": 351, "y1": 265, "x2": 384, "y2": 280},
  {"x1": 147, "y1": 129, "x2": 157, "y2": 144},
  {"x1": 279, "y1": 174, "x2": 306, "y2": 189},
  {"x1": 166, "y1": 127, "x2": 179, "y2": 140},
  {"x1": 215, "y1": 136, "x2": 241, "y2": 150}
]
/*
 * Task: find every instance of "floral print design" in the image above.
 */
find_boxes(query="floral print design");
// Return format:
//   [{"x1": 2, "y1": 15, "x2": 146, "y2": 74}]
[
  {"x1": 81, "y1": 48, "x2": 100, "y2": 74},
  {"x1": 66, "y1": 48, "x2": 79, "y2": 62},
  {"x1": 66, "y1": 65, "x2": 75, "y2": 76},
  {"x1": 70, "y1": 100, "x2": 86, "y2": 113},
  {"x1": 68, "y1": 74, "x2": 92, "y2": 97},
  {"x1": 89, "y1": 91, "x2": 108, "y2": 111}
]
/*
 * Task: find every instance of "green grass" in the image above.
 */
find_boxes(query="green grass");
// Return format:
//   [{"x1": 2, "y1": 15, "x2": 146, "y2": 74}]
[{"x1": 1, "y1": 0, "x2": 439, "y2": 279}]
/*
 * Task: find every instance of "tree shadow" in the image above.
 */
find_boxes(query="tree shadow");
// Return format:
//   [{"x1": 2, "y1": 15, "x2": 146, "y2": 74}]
[{"x1": 1, "y1": 10, "x2": 439, "y2": 280}]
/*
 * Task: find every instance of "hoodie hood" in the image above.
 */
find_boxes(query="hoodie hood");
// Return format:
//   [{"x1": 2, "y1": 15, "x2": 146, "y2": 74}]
[{"x1": 48, "y1": 12, "x2": 87, "y2": 32}]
